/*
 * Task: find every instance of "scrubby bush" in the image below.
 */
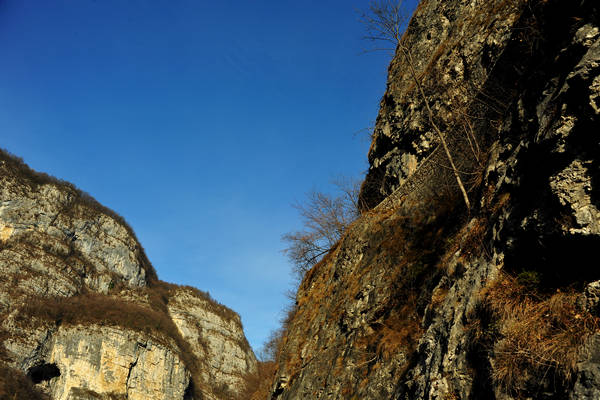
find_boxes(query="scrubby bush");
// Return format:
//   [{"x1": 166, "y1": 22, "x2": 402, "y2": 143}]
[
  {"x1": 473, "y1": 273, "x2": 599, "y2": 395},
  {"x1": 282, "y1": 178, "x2": 361, "y2": 281},
  {"x1": 235, "y1": 360, "x2": 277, "y2": 400},
  {"x1": 0, "y1": 365, "x2": 49, "y2": 400}
]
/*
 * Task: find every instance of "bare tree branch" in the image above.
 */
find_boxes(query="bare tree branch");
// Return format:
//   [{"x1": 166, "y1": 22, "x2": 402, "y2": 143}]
[
  {"x1": 282, "y1": 178, "x2": 361, "y2": 280},
  {"x1": 360, "y1": 0, "x2": 472, "y2": 210}
]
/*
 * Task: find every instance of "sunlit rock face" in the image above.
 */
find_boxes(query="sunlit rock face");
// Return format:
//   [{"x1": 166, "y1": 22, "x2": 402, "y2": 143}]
[
  {"x1": 168, "y1": 287, "x2": 258, "y2": 393},
  {"x1": 360, "y1": 0, "x2": 526, "y2": 209},
  {"x1": 16, "y1": 325, "x2": 190, "y2": 400},
  {"x1": 0, "y1": 151, "x2": 257, "y2": 399},
  {"x1": 270, "y1": 0, "x2": 600, "y2": 399},
  {"x1": 0, "y1": 156, "x2": 149, "y2": 311}
]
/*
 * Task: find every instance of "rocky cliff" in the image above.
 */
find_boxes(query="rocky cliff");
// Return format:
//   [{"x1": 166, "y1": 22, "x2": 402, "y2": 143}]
[
  {"x1": 268, "y1": 0, "x2": 600, "y2": 399},
  {"x1": 0, "y1": 151, "x2": 257, "y2": 400}
]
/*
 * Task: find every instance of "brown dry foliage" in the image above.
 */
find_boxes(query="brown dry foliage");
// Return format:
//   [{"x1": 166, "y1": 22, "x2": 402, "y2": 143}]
[
  {"x1": 0, "y1": 364, "x2": 49, "y2": 400},
  {"x1": 479, "y1": 274, "x2": 599, "y2": 393},
  {"x1": 69, "y1": 388, "x2": 126, "y2": 400},
  {"x1": 235, "y1": 361, "x2": 278, "y2": 400},
  {"x1": 148, "y1": 280, "x2": 242, "y2": 326},
  {"x1": 15, "y1": 289, "x2": 210, "y2": 396},
  {"x1": 374, "y1": 301, "x2": 423, "y2": 361}
]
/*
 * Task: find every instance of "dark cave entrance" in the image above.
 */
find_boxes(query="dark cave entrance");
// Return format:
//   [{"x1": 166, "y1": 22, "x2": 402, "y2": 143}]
[
  {"x1": 27, "y1": 363, "x2": 61, "y2": 384},
  {"x1": 183, "y1": 380, "x2": 195, "y2": 400}
]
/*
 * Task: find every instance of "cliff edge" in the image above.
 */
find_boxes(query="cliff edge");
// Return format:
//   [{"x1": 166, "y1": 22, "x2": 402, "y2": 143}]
[
  {"x1": 0, "y1": 150, "x2": 257, "y2": 400},
  {"x1": 269, "y1": 0, "x2": 600, "y2": 398}
]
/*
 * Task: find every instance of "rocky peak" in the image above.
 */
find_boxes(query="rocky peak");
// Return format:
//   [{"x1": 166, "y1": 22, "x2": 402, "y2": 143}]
[{"x1": 0, "y1": 149, "x2": 257, "y2": 400}]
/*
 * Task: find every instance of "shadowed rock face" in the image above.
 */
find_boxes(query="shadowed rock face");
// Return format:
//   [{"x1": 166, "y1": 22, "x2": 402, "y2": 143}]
[
  {"x1": 271, "y1": 0, "x2": 600, "y2": 399},
  {"x1": 360, "y1": 0, "x2": 528, "y2": 210},
  {"x1": 0, "y1": 151, "x2": 257, "y2": 400}
]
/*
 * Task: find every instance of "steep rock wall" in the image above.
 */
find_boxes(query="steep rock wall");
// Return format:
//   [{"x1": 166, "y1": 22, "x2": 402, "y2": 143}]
[
  {"x1": 271, "y1": 0, "x2": 600, "y2": 399},
  {"x1": 360, "y1": 0, "x2": 527, "y2": 208},
  {"x1": 0, "y1": 154, "x2": 149, "y2": 309},
  {"x1": 0, "y1": 151, "x2": 257, "y2": 400},
  {"x1": 168, "y1": 287, "x2": 258, "y2": 392},
  {"x1": 7, "y1": 323, "x2": 191, "y2": 400}
]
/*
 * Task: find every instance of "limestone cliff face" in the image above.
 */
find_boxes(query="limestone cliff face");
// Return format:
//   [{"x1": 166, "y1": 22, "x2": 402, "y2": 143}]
[
  {"x1": 0, "y1": 156, "x2": 149, "y2": 309},
  {"x1": 270, "y1": 0, "x2": 600, "y2": 399},
  {"x1": 7, "y1": 323, "x2": 190, "y2": 400},
  {"x1": 0, "y1": 152, "x2": 257, "y2": 400},
  {"x1": 168, "y1": 287, "x2": 258, "y2": 391}
]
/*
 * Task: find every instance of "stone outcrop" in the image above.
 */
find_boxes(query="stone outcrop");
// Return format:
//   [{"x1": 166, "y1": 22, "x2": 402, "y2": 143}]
[
  {"x1": 360, "y1": 0, "x2": 527, "y2": 209},
  {"x1": 168, "y1": 287, "x2": 258, "y2": 392},
  {"x1": 269, "y1": 0, "x2": 600, "y2": 399},
  {"x1": 0, "y1": 151, "x2": 257, "y2": 399},
  {"x1": 9, "y1": 324, "x2": 190, "y2": 400},
  {"x1": 0, "y1": 156, "x2": 149, "y2": 309}
]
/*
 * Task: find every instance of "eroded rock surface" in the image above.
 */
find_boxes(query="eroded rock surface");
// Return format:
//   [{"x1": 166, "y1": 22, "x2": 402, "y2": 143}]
[
  {"x1": 0, "y1": 151, "x2": 256, "y2": 399},
  {"x1": 271, "y1": 0, "x2": 600, "y2": 399},
  {"x1": 26, "y1": 325, "x2": 189, "y2": 400},
  {"x1": 169, "y1": 287, "x2": 258, "y2": 394}
]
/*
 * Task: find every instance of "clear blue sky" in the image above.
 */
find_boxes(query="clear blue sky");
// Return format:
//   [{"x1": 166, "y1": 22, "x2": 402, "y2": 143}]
[{"x1": 0, "y1": 0, "x2": 417, "y2": 353}]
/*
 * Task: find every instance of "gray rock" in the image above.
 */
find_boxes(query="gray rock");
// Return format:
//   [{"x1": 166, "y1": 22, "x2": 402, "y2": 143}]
[
  {"x1": 0, "y1": 151, "x2": 257, "y2": 399},
  {"x1": 271, "y1": 0, "x2": 600, "y2": 399}
]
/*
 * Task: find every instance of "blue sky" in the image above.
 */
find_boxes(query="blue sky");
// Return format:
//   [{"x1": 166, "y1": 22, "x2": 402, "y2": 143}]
[{"x1": 0, "y1": 0, "x2": 416, "y2": 353}]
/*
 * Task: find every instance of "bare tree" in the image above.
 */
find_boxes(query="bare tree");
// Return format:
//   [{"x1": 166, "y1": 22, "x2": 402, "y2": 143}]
[
  {"x1": 400, "y1": 46, "x2": 471, "y2": 209},
  {"x1": 282, "y1": 178, "x2": 361, "y2": 280},
  {"x1": 359, "y1": 0, "x2": 408, "y2": 49},
  {"x1": 258, "y1": 328, "x2": 284, "y2": 362},
  {"x1": 361, "y1": 0, "x2": 471, "y2": 210}
]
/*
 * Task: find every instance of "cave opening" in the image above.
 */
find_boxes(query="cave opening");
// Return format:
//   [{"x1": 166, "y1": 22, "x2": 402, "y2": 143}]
[
  {"x1": 183, "y1": 380, "x2": 195, "y2": 400},
  {"x1": 27, "y1": 363, "x2": 61, "y2": 384}
]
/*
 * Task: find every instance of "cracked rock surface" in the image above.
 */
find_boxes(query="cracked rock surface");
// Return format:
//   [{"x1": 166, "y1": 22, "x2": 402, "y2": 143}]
[
  {"x1": 271, "y1": 0, "x2": 600, "y2": 399},
  {"x1": 0, "y1": 151, "x2": 256, "y2": 399}
]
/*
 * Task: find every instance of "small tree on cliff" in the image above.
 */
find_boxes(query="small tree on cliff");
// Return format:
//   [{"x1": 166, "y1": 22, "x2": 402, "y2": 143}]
[
  {"x1": 359, "y1": 0, "x2": 407, "y2": 50},
  {"x1": 360, "y1": 0, "x2": 472, "y2": 210},
  {"x1": 282, "y1": 178, "x2": 361, "y2": 281}
]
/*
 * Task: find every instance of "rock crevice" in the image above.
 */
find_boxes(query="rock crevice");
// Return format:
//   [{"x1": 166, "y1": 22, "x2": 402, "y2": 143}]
[
  {"x1": 0, "y1": 150, "x2": 257, "y2": 400},
  {"x1": 271, "y1": 0, "x2": 600, "y2": 399}
]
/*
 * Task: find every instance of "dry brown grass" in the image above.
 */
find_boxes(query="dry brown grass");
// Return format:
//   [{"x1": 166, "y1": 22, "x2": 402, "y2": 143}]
[
  {"x1": 0, "y1": 364, "x2": 49, "y2": 400},
  {"x1": 17, "y1": 292, "x2": 175, "y2": 340},
  {"x1": 15, "y1": 290, "x2": 210, "y2": 397},
  {"x1": 374, "y1": 302, "x2": 423, "y2": 361},
  {"x1": 235, "y1": 361, "x2": 278, "y2": 400},
  {"x1": 147, "y1": 280, "x2": 241, "y2": 324},
  {"x1": 430, "y1": 286, "x2": 449, "y2": 309},
  {"x1": 0, "y1": 329, "x2": 8, "y2": 363},
  {"x1": 479, "y1": 273, "x2": 599, "y2": 394}
]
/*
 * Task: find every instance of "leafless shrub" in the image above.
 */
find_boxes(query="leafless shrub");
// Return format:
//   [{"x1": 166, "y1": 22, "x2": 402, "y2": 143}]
[
  {"x1": 236, "y1": 310, "x2": 293, "y2": 399},
  {"x1": 359, "y1": 2, "x2": 472, "y2": 209},
  {"x1": 359, "y1": 0, "x2": 409, "y2": 52},
  {"x1": 282, "y1": 178, "x2": 361, "y2": 281}
]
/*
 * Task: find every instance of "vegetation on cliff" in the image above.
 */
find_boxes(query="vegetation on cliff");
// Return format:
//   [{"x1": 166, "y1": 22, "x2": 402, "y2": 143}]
[
  {"x1": 0, "y1": 146, "x2": 257, "y2": 399},
  {"x1": 256, "y1": 0, "x2": 600, "y2": 398}
]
